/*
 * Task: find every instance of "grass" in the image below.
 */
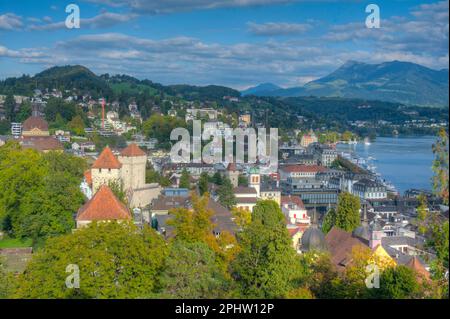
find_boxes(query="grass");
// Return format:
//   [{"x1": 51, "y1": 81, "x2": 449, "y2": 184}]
[{"x1": 0, "y1": 237, "x2": 33, "y2": 249}]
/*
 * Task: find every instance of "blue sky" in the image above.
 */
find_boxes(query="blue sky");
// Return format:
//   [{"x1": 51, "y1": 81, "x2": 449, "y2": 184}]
[{"x1": 0, "y1": 0, "x2": 448, "y2": 89}]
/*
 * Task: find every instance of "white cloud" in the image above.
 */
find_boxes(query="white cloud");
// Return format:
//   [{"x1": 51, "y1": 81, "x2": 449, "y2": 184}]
[
  {"x1": 28, "y1": 12, "x2": 137, "y2": 31},
  {"x1": 83, "y1": 0, "x2": 298, "y2": 13},
  {"x1": 247, "y1": 22, "x2": 311, "y2": 36},
  {"x1": 0, "y1": 13, "x2": 23, "y2": 30}
]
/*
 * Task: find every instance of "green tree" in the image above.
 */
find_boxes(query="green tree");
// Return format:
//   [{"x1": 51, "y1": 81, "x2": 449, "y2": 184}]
[
  {"x1": 416, "y1": 194, "x2": 428, "y2": 235},
  {"x1": 108, "y1": 180, "x2": 127, "y2": 205},
  {"x1": 232, "y1": 200, "x2": 301, "y2": 298},
  {"x1": 198, "y1": 172, "x2": 209, "y2": 195},
  {"x1": 432, "y1": 128, "x2": 449, "y2": 205},
  {"x1": 217, "y1": 177, "x2": 236, "y2": 209},
  {"x1": 160, "y1": 241, "x2": 230, "y2": 298},
  {"x1": 0, "y1": 146, "x2": 86, "y2": 242},
  {"x1": 238, "y1": 175, "x2": 248, "y2": 187},
  {"x1": 372, "y1": 266, "x2": 420, "y2": 299},
  {"x1": 334, "y1": 192, "x2": 361, "y2": 232},
  {"x1": 212, "y1": 171, "x2": 223, "y2": 185},
  {"x1": 146, "y1": 167, "x2": 171, "y2": 186},
  {"x1": 16, "y1": 100, "x2": 32, "y2": 123},
  {"x1": 68, "y1": 115, "x2": 85, "y2": 136},
  {"x1": 4, "y1": 94, "x2": 16, "y2": 122},
  {"x1": 179, "y1": 168, "x2": 190, "y2": 189},
  {"x1": 13, "y1": 222, "x2": 167, "y2": 298},
  {"x1": 322, "y1": 208, "x2": 336, "y2": 234},
  {"x1": 0, "y1": 256, "x2": 17, "y2": 299}
]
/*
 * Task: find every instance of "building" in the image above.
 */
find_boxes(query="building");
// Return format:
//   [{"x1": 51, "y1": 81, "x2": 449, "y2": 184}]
[
  {"x1": 225, "y1": 162, "x2": 240, "y2": 188},
  {"x1": 300, "y1": 131, "x2": 318, "y2": 147},
  {"x1": 280, "y1": 165, "x2": 327, "y2": 181},
  {"x1": 20, "y1": 116, "x2": 63, "y2": 152},
  {"x1": 76, "y1": 185, "x2": 131, "y2": 228},
  {"x1": 11, "y1": 122, "x2": 22, "y2": 137},
  {"x1": 234, "y1": 186, "x2": 258, "y2": 212},
  {"x1": 281, "y1": 195, "x2": 310, "y2": 225},
  {"x1": 88, "y1": 144, "x2": 162, "y2": 209},
  {"x1": 353, "y1": 178, "x2": 387, "y2": 200}
]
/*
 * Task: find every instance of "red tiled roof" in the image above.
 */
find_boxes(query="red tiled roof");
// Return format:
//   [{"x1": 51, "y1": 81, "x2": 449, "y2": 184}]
[
  {"x1": 76, "y1": 185, "x2": 131, "y2": 221},
  {"x1": 21, "y1": 136, "x2": 63, "y2": 151},
  {"x1": 281, "y1": 165, "x2": 327, "y2": 173},
  {"x1": 120, "y1": 143, "x2": 146, "y2": 157},
  {"x1": 287, "y1": 227, "x2": 301, "y2": 237},
  {"x1": 227, "y1": 162, "x2": 237, "y2": 171},
  {"x1": 84, "y1": 170, "x2": 92, "y2": 186},
  {"x1": 406, "y1": 257, "x2": 430, "y2": 282},
  {"x1": 325, "y1": 226, "x2": 368, "y2": 271},
  {"x1": 22, "y1": 116, "x2": 49, "y2": 131},
  {"x1": 92, "y1": 147, "x2": 122, "y2": 169},
  {"x1": 281, "y1": 195, "x2": 305, "y2": 209}
]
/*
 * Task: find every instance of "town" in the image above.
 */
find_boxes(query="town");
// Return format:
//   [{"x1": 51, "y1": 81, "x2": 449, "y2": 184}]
[{"x1": 0, "y1": 77, "x2": 448, "y2": 299}]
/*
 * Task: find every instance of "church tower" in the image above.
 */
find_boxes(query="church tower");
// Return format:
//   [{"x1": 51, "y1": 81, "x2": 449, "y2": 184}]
[{"x1": 248, "y1": 166, "x2": 261, "y2": 197}]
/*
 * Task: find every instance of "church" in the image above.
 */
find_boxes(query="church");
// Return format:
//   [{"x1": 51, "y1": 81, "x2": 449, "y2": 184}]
[
  {"x1": 20, "y1": 115, "x2": 63, "y2": 152},
  {"x1": 83, "y1": 144, "x2": 161, "y2": 210}
]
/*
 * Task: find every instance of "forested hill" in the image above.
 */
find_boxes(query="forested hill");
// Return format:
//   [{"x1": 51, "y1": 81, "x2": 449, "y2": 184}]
[{"x1": 0, "y1": 65, "x2": 240, "y2": 101}]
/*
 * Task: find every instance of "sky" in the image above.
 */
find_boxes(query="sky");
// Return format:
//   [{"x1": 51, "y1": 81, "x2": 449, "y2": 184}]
[{"x1": 0, "y1": 0, "x2": 448, "y2": 89}]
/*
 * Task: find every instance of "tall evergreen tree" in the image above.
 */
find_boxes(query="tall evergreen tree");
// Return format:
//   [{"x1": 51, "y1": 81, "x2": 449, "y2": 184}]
[
  {"x1": 217, "y1": 177, "x2": 236, "y2": 209},
  {"x1": 232, "y1": 200, "x2": 301, "y2": 298},
  {"x1": 179, "y1": 168, "x2": 190, "y2": 189}
]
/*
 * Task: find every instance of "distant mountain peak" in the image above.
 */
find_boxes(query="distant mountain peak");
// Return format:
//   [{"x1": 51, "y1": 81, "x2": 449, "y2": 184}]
[
  {"x1": 242, "y1": 60, "x2": 448, "y2": 107},
  {"x1": 241, "y1": 82, "x2": 281, "y2": 96}
]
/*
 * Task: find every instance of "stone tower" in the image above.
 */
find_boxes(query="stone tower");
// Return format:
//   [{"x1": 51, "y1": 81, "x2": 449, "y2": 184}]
[
  {"x1": 248, "y1": 166, "x2": 260, "y2": 197},
  {"x1": 226, "y1": 162, "x2": 239, "y2": 188},
  {"x1": 91, "y1": 147, "x2": 122, "y2": 193},
  {"x1": 118, "y1": 143, "x2": 147, "y2": 192}
]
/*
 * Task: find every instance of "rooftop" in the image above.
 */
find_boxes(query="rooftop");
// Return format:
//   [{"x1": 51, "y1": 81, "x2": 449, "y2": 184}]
[
  {"x1": 92, "y1": 147, "x2": 122, "y2": 169},
  {"x1": 76, "y1": 185, "x2": 131, "y2": 221}
]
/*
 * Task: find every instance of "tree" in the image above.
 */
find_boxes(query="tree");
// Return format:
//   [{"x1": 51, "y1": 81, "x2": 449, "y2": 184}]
[
  {"x1": 0, "y1": 146, "x2": 86, "y2": 242},
  {"x1": 44, "y1": 98, "x2": 76, "y2": 123},
  {"x1": 372, "y1": 266, "x2": 420, "y2": 299},
  {"x1": 198, "y1": 172, "x2": 209, "y2": 195},
  {"x1": 238, "y1": 175, "x2": 248, "y2": 187},
  {"x1": 416, "y1": 194, "x2": 428, "y2": 235},
  {"x1": 232, "y1": 200, "x2": 301, "y2": 298},
  {"x1": 179, "y1": 168, "x2": 190, "y2": 189},
  {"x1": 16, "y1": 100, "x2": 32, "y2": 123},
  {"x1": 160, "y1": 241, "x2": 231, "y2": 298},
  {"x1": 297, "y1": 251, "x2": 338, "y2": 298},
  {"x1": 68, "y1": 115, "x2": 85, "y2": 136},
  {"x1": 212, "y1": 171, "x2": 223, "y2": 185},
  {"x1": 333, "y1": 192, "x2": 361, "y2": 232},
  {"x1": 4, "y1": 94, "x2": 16, "y2": 122},
  {"x1": 108, "y1": 180, "x2": 127, "y2": 205},
  {"x1": 231, "y1": 207, "x2": 251, "y2": 229},
  {"x1": 322, "y1": 208, "x2": 336, "y2": 234},
  {"x1": 217, "y1": 177, "x2": 236, "y2": 209},
  {"x1": 167, "y1": 193, "x2": 239, "y2": 274},
  {"x1": 0, "y1": 256, "x2": 17, "y2": 299},
  {"x1": 13, "y1": 222, "x2": 167, "y2": 298},
  {"x1": 146, "y1": 167, "x2": 171, "y2": 186},
  {"x1": 432, "y1": 128, "x2": 449, "y2": 205}
]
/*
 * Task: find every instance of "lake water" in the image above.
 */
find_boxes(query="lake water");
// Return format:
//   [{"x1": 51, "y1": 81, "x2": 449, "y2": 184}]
[{"x1": 336, "y1": 136, "x2": 437, "y2": 194}]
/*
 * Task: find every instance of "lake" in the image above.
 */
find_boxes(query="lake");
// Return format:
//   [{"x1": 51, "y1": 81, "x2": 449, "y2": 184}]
[{"x1": 336, "y1": 136, "x2": 437, "y2": 194}]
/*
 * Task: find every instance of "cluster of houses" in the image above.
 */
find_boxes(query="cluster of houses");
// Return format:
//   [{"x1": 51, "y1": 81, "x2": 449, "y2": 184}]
[{"x1": 1, "y1": 93, "x2": 446, "y2": 285}]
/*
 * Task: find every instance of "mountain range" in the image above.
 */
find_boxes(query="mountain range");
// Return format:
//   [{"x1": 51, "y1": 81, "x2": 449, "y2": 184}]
[{"x1": 241, "y1": 61, "x2": 449, "y2": 107}]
